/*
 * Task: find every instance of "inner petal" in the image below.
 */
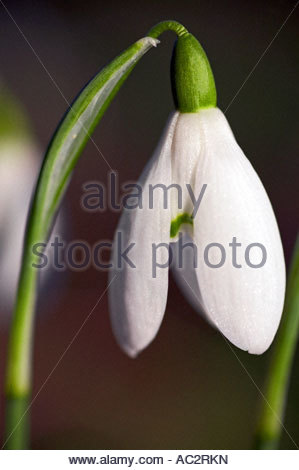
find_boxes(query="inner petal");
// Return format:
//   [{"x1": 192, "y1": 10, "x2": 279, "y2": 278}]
[{"x1": 170, "y1": 212, "x2": 193, "y2": 238}]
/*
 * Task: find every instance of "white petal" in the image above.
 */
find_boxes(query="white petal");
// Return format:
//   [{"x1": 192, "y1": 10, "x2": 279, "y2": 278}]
[
  {"x1": 193, "y1": 108, "x2": 285, "y2": 354},
  {"x1": 109, "y1": 112, "x2": 178, "y2": 357}
]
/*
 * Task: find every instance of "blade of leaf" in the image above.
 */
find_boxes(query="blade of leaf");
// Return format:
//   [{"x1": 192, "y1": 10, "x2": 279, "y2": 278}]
[
  {"x1": 4, "y1": 35, "x2": 158, "y2": 449},
  {"x1": 30, "y1": 36, "x2": 158, "y2": 250}
]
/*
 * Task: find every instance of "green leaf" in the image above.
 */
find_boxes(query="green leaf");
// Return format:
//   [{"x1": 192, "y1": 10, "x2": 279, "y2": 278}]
[
  {"x1": 5, "y1": 35, "x2": 158, "y2": 399},
  {"x1": 29, "y1": 36, "x2": 158, "y2": 255}
]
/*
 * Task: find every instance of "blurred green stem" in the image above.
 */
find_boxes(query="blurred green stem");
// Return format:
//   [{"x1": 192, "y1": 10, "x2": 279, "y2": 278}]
[
  {"x1": 3, "y1": 256, "x2": 37, "y2": 449},
  {"x1": 255, "y1": 235, "x2": 299, "y2": 449},
  {"x1": 4, "y1": 397, "x2": 30, "y2": 450}
]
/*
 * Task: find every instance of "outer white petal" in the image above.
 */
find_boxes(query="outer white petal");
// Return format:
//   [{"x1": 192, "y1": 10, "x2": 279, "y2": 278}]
[
  {"x1": 109, "y1": 113, "x2": 179, "y2": 357},
  {"x1": 192, "y1": 107, "x2": 285, "y2": 354}
]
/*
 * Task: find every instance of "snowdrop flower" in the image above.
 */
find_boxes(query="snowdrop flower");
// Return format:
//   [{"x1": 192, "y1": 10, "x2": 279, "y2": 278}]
[{"x1": 109, "y1": 25, "x2": 285, "y2": 357}]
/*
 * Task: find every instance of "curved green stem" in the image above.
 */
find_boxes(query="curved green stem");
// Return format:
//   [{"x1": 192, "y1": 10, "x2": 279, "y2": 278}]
[
  {"x1": 148, "y1": 20, "x2": 188, "y2": 39},
  {"x1": 3, "y1": 35, "x2": 158, "y2": 449},
  {"x1": 255, "y1": 235, "x2": 299, "y2": 449}
]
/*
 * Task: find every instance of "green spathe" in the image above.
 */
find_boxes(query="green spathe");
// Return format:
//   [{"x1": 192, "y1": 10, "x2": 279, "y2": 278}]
[{"x1": 171, "y1": 33, "x2": 217, "y2": 112}]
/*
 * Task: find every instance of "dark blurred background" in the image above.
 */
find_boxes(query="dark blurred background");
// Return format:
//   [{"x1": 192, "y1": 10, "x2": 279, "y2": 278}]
[{"x1": 0, "y1": 0, "x2": 298, "y2": 449}]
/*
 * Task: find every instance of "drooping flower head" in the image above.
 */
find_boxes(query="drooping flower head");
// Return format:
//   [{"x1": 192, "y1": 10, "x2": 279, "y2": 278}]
[{"x1": 109, "y1": 22, "x2": 285, "y2": 357}]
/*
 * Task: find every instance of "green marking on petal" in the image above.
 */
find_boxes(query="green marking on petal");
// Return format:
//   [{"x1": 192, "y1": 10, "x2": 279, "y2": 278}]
[{"x1": 170, "y1": 213, "x2": 193, "y2": 238}]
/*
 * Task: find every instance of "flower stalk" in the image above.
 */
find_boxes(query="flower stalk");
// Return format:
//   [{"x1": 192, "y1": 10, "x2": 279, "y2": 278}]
[
  {"x1": 255, "y1": 235, "x2": 299, "y2": 449},
  {"x1": 3, "y1": 35, "x2": 158, "y2": 449}
]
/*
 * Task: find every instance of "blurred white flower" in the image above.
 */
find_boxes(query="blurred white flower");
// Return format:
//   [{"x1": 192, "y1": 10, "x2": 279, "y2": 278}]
[
  {"x1": 0, "y1": 139, "x2": 39, "y2": 310},
  {"x1": 0, "y1": 85, "x2": 64, "y2": 315},
  {"x1": 0, "y1": 137, "x2": 66, "y2": 314},
  {"x1": 109, "y1": 108, "x2": 285, "y2": 357}
]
